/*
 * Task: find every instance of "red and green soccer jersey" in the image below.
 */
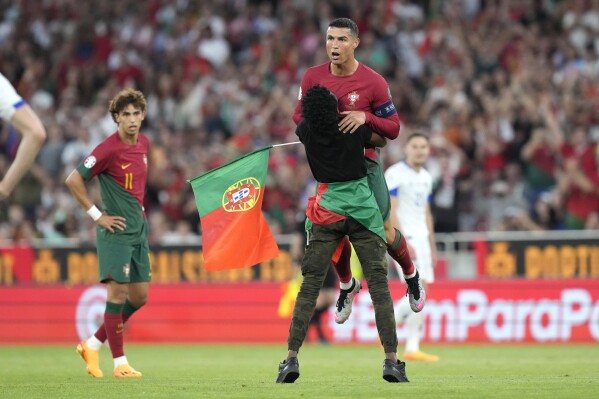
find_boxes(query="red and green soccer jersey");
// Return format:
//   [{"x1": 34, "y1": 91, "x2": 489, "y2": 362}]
[
  {"x1": 77, "y1": 132, "x2": 149, "y2": 244},
  {"x1": 293, "y1": 62, "x2": 400, "y2": 161}
]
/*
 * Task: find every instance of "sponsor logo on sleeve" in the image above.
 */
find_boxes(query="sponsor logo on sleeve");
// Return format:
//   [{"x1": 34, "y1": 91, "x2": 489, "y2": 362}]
[{"x1": 84, "y1": 156, "x2": 96, "y2": 168}]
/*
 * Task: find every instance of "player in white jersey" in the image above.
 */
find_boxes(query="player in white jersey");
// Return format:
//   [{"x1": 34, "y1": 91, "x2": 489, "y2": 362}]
[
  {"x1": 385, "y1": 132, "x2": 439, "y2": 362},
  {"x1": 0, "y1": 72, "x2": 46, "y2": 198}
]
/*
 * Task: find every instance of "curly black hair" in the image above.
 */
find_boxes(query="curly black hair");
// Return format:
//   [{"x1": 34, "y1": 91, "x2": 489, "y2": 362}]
[
  {"x1": 301, "y1": 85, "x2": 338, "y2": 133},
  {"x1": 109, "y1": 88, "x2": 147, "y2": 123}
]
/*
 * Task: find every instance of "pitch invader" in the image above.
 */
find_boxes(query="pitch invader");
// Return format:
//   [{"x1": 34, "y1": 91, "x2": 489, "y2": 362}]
[{"x1": 292, "y1": 18, "x2": 424, "y2": 324}]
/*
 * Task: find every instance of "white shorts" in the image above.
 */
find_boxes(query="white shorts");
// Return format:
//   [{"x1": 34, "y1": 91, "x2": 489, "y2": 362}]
[
  {"x1": 0, "y1": 73, "x2": 25, "y2": 122},
  {"x1": 392, "y1": 235, "x2": 434, "y2": 283}
]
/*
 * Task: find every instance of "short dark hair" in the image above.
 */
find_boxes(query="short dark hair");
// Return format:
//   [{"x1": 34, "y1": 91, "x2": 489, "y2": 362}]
[
  {"x1": 301, "y1": 85, "x2": 338, "y2": 132},
  {"x1": 405, "y1": 132, "x2": 430, "y2": 144},
  {"x1": 109, "y1": 88, "x2": 147, "y2": 123},
  {"x1": 328, "y1": 18, "x2": 359, "y2": 38}
]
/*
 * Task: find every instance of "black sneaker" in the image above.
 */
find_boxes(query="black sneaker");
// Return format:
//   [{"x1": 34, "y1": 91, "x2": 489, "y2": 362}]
[
  {"x1": 405, "y1": 271, "x2": 426, "y2": 313},
  {"x1": 382, "y1": 359, "x2": 409, "y2": 383},
  {"x1": 276, "y1": 357, "x2": 300, "y2": 383}
]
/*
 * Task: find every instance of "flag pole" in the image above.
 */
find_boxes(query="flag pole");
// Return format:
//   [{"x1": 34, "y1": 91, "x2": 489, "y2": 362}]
[{"x1": 272, "y1": 141, "x2": 301, "y2": 148}]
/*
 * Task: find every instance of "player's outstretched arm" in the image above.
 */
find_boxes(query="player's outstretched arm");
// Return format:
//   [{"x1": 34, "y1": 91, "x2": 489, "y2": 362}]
[
  {"x1": 365, "y1": 110, "x2": 400, "y2": 140},
  {"x1": 338, "y1": 110, "x2": 366, "y2": 133},
  {"x1": 65, "y1": 170, "x2": 126, "y2": 233},
  {"x1": 0, "y1": 105, "x2": 46, "y2": 198},
  {"x1": 338, "y1": 109, "x2": 400, "y2": 139},
  {"x1": 364, "y1": 78, "x2": 401, "y2": 139}
]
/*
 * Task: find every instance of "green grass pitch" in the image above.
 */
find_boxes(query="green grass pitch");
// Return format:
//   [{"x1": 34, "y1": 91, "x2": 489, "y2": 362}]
[{"x1": 1, "y1": 344, "x2": 597, "y2": 398}]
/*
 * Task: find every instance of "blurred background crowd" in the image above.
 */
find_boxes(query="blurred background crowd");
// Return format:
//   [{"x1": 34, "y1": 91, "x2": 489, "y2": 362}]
[{"x1": 1, "y1": 0, "x2": 599, "y2": 245}]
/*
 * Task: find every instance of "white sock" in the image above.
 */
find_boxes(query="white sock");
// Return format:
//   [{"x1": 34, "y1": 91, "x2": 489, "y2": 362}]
[
  {"x1": 339, "y1": 277, "x2": 354, "y2": 290},
  {"x1": 405, "y1": 311, "x2": 424, "y2": 353},
  {"x1": 404, "y1": 270, "x2": 416, "y2": 279},
  {"x1": 395, "y1": 296, "x2": 412, "y2": 324},
  {"x1": 113, "y1": 356, "x2": 128, "y2": 368},
  {"x1": 86, "y1": 336, "x2": 103, "y2": 351}
]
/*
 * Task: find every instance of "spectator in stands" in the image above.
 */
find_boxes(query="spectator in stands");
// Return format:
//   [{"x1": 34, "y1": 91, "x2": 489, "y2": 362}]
[
  {"x1": 557, "y1": 126, "x2": 599, "y2": 229},
  {"x1": 1, "y1": 0, "x2": 599, "y2": 241}
]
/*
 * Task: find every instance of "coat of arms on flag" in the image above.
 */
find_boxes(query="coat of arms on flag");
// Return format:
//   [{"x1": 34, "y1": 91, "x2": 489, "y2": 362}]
[{"x1": 188, "y1": 147, "x2": 279, "y2": 271}]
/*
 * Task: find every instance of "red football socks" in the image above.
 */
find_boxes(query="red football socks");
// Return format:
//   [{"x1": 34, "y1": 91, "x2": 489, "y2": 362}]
[
  {"x1": 103, "y1": 302, "x2": 125, "y2": 358},
  {"x1": 94, "y1": 300, "x2": 139, "y2": 343},
  {"x1": 332, "y1": 237, "x2": 353, "y2": 284},
  {"x1": 388, "y1": 228, "x2": 415, "y2": 277}
]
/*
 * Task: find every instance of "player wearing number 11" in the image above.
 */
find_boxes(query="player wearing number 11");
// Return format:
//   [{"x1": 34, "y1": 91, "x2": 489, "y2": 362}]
[{"x1": 65, "y1": 88, "x2": 150, "y2": 378}]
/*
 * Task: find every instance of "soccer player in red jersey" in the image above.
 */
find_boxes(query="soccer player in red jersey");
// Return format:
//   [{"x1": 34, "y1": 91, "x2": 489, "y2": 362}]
[
  {"x1": 66, "y1": 88, "x2": 150, "y2": 378},
  {"x1": 277, "y1": 85, "x2": 408, "y2": 383},
  {"x1": 293, "y1": 18, "x2": 425, "y2": 324}
]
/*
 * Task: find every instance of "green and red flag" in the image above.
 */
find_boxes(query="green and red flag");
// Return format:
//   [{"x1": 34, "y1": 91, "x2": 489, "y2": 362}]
[{"x1": 188, "y1": 147, "x2": 279, "y2": 271}]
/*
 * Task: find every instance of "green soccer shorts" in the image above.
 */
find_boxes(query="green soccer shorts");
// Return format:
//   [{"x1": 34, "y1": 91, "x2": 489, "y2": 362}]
[
  {"x1": 365, "y1": 158, "x2": 391, "y2": 222},
  {"x1": 96, "y1": 238, "x2": 151, "y2": 283}
]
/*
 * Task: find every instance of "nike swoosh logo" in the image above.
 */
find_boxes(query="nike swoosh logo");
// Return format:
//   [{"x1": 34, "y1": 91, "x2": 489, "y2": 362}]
[{"x1": 121, "y1": 163, "x2": 132, "y2": 169}]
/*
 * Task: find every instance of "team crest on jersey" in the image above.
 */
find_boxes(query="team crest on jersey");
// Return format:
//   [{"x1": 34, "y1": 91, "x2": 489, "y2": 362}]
[
  {"x1": 222, "y1": 177, "x2": 260, "y2": 212},
  {"x1": 83, "y1": 156, "x2": 96, "y2": 168},
  {"x1": 348, "y1": 91, "x2": 359, "y2": 106}
]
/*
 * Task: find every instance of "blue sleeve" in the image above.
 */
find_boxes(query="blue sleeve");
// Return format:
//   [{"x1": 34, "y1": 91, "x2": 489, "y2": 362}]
[
  {"x1": 373, "y1": 99, "x2": 397, "y2": 118},
  {"x1": 389, "y1": 188, "x2": 398, "y2": 197}
]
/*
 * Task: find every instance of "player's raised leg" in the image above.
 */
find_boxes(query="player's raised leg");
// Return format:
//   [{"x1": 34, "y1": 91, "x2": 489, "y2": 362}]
[
  {"x1": 385, "y1": 221, "x2": 425, "y2": 312},
  {"x1": 333, "y1": 237, "x2": 361, "y2": 323}
]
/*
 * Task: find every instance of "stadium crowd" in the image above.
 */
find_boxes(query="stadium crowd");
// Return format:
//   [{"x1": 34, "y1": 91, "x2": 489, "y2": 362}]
[{"x1": 1, "y1": 0, "x2": 599, "y2": 244}]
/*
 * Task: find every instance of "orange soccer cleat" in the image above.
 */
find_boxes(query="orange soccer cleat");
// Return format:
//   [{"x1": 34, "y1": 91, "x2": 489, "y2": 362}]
[
  {"x1": 76, "y1": 341, "x2": 104, "y2": 378},
  {"x1": 403, "y1": 351, "x2": 440, "y2": 362},
  {"x1": 113, "y1": 364, "x2": 143, "y2": 378}
]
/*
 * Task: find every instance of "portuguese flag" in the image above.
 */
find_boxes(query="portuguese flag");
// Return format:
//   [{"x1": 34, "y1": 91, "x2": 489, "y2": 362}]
[{"x1": 188, "y1": 147, "x2": 279, "y2": 271}]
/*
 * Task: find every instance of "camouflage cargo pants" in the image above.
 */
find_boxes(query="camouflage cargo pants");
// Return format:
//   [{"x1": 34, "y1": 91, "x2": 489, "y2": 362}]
[{"x1": 288, "y1": 217, "x2": 398, "y2": 353}]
